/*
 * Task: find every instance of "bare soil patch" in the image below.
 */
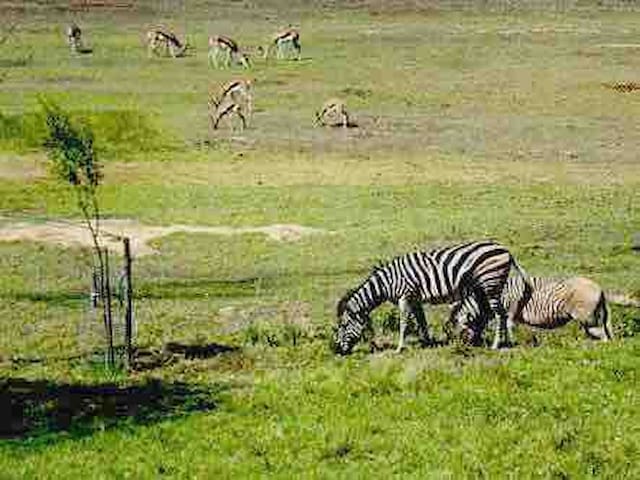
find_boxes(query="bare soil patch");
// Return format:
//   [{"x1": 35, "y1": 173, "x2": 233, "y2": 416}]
[
  {"x1": 0, "y1": 217, "x2": 328, "y2": 256},
  {"x1": 0, "y1": 155, "x2": 45, "y2": 180}
]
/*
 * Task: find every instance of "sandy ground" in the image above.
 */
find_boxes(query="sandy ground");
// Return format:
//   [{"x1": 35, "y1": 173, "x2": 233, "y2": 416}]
[{"x1": 0, "y1": 217, "x2": 328, "y2": 256}]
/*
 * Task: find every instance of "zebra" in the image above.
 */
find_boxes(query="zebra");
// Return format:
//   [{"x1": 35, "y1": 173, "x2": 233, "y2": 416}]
[
  {"x1": 146, "y1": 27, "x2": 187, "y2": 58},
  {"x1": 449, "y1": 275, "x2": 612, "y2": 344},
  {"x1": 208, "y1": 79, "x2": 253, "y2": 131},
  {"x1": 334, "y1": 240, "x2": 530, "y2": 355}
]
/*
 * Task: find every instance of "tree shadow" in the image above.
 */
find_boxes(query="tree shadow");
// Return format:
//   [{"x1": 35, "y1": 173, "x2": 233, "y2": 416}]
[
  {"x1": 163, "y1": 341, "x2": 239, "y2": 359},
  {"x1": 132, "y1": 342, "x2": 241, "y2": 371},
  {"x1": 0, "y1": 378, "x2": 223, "y2": 440}
]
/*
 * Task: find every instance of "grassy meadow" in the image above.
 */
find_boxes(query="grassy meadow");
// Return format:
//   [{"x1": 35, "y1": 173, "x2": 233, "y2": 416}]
[{"x1": 1, "y1": 1, "x2": 640, "y2": 477}]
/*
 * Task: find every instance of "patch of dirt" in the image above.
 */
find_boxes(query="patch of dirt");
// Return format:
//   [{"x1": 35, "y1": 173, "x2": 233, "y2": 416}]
[
  {"x1": 0, "y1": 217, "x2": 328, "y2": 256},
  {"x1": 0, "y1": 156, "x2": 45, "y2": 180}
]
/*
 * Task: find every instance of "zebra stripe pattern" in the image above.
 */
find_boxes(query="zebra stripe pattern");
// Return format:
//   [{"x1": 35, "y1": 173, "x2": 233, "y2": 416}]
[
  {"x1": 334, "y1": 240, "x2": 527, "y2": 355},
  {"x1": 450, "y1": 275, "x2": 611, "y2": 343}
]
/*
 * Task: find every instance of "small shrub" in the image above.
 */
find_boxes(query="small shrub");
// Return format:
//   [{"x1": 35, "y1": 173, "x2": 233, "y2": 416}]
[{"x1": 240, "y1": 321, "x2": 311, "y2": 348}]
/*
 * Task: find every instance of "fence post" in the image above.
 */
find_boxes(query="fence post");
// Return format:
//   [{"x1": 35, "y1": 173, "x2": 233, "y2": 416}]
[
  {"x1": 123, "y1": 237, "x2": 134, "y2": 369},
  {"x1": 103, "y1": 247, "x2": 115, "y2": 369}
]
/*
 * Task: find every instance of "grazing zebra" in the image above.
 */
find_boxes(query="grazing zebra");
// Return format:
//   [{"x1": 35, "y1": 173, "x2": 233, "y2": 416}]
[
  {"x1": 334, "y1": 240, "x2": 530, "y2": 355},
  {"x1": 261, "y1": 27, "x2": 301, "y2": 60},
  {"x1": 208, "y1": 35, "x2": 250, "y2": 69},
  {"x1": 315, "y1": 98, "x2": 350, "y2": 128},
  {"x1": 66, "y1": 22, "x2": 82, "y2": 53},
  {"x1": 208, "y1": 79, "x2": 253, "y2": 131},
  {"x1": 450, "y1": 276, "x2": 612, "y2": 344},
  {"x1": 146, "y1": 27, "x2": 187, "y2": 58}
]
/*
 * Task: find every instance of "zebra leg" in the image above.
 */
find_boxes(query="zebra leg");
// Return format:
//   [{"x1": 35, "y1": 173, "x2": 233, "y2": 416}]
[
  {"x1": 491, "y1": 299, "x2": 512, "y2": 350},
  {"x1": 396, "y1": 297, "x2": 412, "y2": 353},
  {"x1": 412, "y1": 302, "x2": 435, "y2": 347}
]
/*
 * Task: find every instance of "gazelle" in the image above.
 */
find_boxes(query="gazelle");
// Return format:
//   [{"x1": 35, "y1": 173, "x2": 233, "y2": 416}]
[
  {"x1": 208, "y1": 79, "x2": 253, "y2": 131},
  {"x1": 315, "y1": 98, "x2": 350, "y2": 128},
  {"x1": 261, "y1": 27, "x2": 301, "y2": 60},
  {"x1": 146, "y1": 27, "x2": 187, "y2": 58},
  {"x1": 208, "y1": 35, "x2": 250, "y2": 69}
]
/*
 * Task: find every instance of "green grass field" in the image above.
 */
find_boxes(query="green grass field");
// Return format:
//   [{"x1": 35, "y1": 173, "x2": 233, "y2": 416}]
[{"x1": 1, "y1": 1, "x2": 640, "y2": 478}]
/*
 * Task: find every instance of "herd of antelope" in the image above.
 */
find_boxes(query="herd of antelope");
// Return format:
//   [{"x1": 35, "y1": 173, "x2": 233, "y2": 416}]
[{"x1": 66, "y1": 22, "x2": 347, "y2": 132}]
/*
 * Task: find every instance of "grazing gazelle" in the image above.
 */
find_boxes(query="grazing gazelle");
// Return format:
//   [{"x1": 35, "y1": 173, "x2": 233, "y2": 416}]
[
  {"x1": 208, "y1": 35, "x2": 250, "y2": 69},
  {"x1": 315, "y1": 98, "x2": 350, "y2": 128},
  {"x1": 261, "y1": 27, "x2": 301, "y2": 60},
  {"x1": 146, "y1": 27, "x2": 187, "y2": 58},
  {"x1": 208, "y1": 79, "x2": 253, "y2": 131},
  {"x1": 66, "y1": 22, "x2": 82, "y2": 53}
]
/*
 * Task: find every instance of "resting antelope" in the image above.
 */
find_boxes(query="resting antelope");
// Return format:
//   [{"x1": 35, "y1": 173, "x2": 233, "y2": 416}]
[
  {"x1": 208, "y1": 79, "x2": 253, "y2": 131},
  {"x1": 208, "y1": 35, "x2": 250, "y2": 68},
  {"x1": 261, "y1": 27, "x2": 301, "y2": 60},
  {"x1": 315, "y1": 98, "x2": 350, "y2": 128},
  {"x1": 146, "y1": 27, "x2": 187, "y2": 58}
]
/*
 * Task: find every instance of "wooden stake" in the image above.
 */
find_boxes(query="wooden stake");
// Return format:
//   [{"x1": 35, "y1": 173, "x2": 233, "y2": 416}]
[{"x1": 123, "y1": 237, "x2": 134, "y2": 369}]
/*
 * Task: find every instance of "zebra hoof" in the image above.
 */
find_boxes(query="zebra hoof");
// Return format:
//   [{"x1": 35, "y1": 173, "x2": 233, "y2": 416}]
[{"x1": 491, "y1": 341, "x2": 513, "y2": 350}]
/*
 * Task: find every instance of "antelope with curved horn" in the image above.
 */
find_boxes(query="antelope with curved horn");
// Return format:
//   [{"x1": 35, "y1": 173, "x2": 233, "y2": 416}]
[
  {"x1": 208, "y1": 79, "x2": 253, "y2": 131},
  {"x1": 208, "y1": 35, "x2": 250, "y2": 69}
]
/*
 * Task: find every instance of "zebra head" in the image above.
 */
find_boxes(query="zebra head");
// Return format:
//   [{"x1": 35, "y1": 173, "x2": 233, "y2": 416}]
[{"x1": 333, "y1": 290, "x2": 369, "y2": 355}]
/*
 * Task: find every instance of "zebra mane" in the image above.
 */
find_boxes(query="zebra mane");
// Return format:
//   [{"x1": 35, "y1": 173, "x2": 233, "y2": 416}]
[
  {"x1": 336, "y1": 288, "x2": 356, "y2": 316},
  {"x1": 371, "y1": 259, "x2": 387, "y2": 274}
]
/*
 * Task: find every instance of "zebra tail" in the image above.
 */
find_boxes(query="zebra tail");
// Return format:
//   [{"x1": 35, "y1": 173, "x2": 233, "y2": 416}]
[
  {"x1": 510, "y1": 256, "x2": 534, "y2": 317},
  {"x1": 510, "y1": 257, "x2": 532, "y2": 286},
  {"x1": 598, "y1": 291, "x2": 613, "y2": 340}
]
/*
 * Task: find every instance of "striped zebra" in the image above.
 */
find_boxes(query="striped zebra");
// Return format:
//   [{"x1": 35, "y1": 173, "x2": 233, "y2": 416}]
[
  {"x1": 334, "y1": 240, "x2": 530, "y2": 355},
  {"x1": 449, "y1": 276, "x2": 612, "y2": 344}
]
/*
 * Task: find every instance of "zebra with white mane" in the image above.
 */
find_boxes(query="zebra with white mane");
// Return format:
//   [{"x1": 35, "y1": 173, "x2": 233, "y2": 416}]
[
  {"x1": 334, "y1": 240, "x2": 530, "y2": 355},
  {"x1": 449, "y1": 275, "x2": 612, "y2": 344}
]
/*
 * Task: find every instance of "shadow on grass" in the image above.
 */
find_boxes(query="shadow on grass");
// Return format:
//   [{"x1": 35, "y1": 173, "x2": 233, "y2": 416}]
[
  {"x1": 0, "y1": 378, "x2": 222, "y2": 440},
  {"x1": 132, "y1": 342, "x2": 241, "y2": 371},
  {"x1": 163, "y1": 341, "x2": 239, "y2": 359}
]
